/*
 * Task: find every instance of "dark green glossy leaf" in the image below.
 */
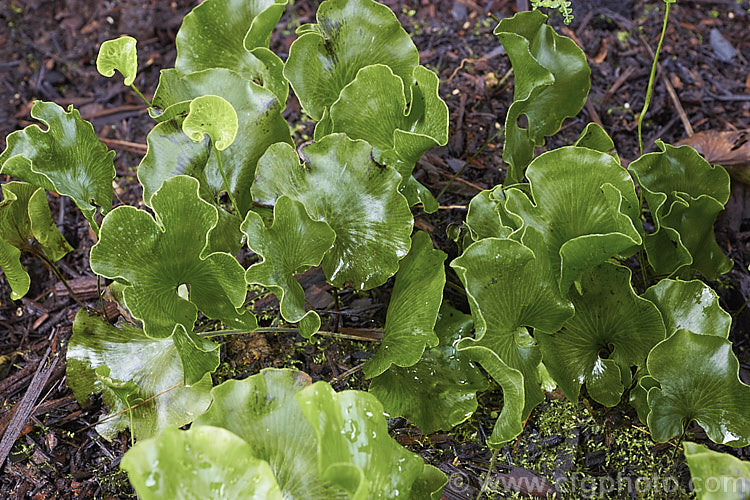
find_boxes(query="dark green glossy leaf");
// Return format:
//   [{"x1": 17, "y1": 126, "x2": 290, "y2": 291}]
[
  {"x1": 628, "y1": 141, "x2": 732, "y2": 280},
  {"x1": 495, "y1": 10, "x2": 590, "y2": 183},
  {"x1": 122, "y1": 426, "x2": 284, "y2": 500},
  {"x1": 0, "y1": 182, "x2": 72, "y2": 299},
  {"x1": 504, "y1": 146, "x2": 642, "y2": 295},
  {"x1": 175, "y1": 0, "x2": 288, "y2": 103},
  {"x1": 298, "y1": 380, "x2": 446, "y2": 498},
  {"x1": 683, "y1": 442, "x2": 750, "y2": 500},
  {"x1": 284, "y1": 0, "x2": 419, "y2": 121},
  {"x1": 66, "y1": 310, "x2": 215, "y2": 441},
  {"x1": 369, "y1": 305, "x2": 489, "y2": 434},
  {"x1": 642, "y1": 279, "x2": 731, "y2": 338},
  {"x1": 450, "y1": 228, "x2": 574, "y2": 417},
  {"x1": 0, "y1": 101, "x2": 115, "y2": 230},
  {"x1": 647, "y1": 330, "x2": 750, "y2": 447},
  {"x1": 242, "y1": 196, "x2": 336, "y2": 339},
  {"x1": 363, "y1": 231, "x2": 446, "y2": 378},
  {"x1": 537, "y1": 263, "x2": 665, "y2": 407},
  {"x1": 96, "y1": 36, "x2": 138, "y2": 86},
  {"x1": 90, "y1": 175, "x2": 255, "y2": 338},
  {"x1": 141, "y1": 68, "x2": 291, "y2": 215},
  {"x1": 326, "y1": 64, "x2": 448, "y2": 211},
  {"x1": 253, "y1": 134, "x2": 413, "y2": 290},
  {"x1": 194, "y1": 369, "x2": 348, "y2": 498}
]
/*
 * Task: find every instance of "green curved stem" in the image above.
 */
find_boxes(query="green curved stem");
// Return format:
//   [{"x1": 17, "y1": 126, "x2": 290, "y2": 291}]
[
  {"x1": 214, "y1": 145, "x2": 239, "y2": 214},
  {"x1": 637, "y1": 1, "x2": 672, "y2": 156},
  {"x1": 129, "y1": 83, "x2": 151, "y2": 107}
]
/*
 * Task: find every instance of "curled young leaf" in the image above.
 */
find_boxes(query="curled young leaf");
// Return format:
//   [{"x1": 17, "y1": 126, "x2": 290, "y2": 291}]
[
  {"x1": 253, "y1": 134, "x2": 414, "y2": 290},
  {"x1": 0, "y1": 182, "x2": 72, "y2": 299},
  {"x1": 90, "y1": 175, "x2": 255, "y2": 338},
  {"x1": 141, "y1": 68, "x2": 291, "y2": 215},
  {"x1": 175, "y1": 0, "x2": 288, "y2": 103},
  {"x1": 326, "y1": 64, "x2": 449, "y2": 212},
  {"x1": 504, "y1": 146, "x2": 642, "y2": 295},
  {"x1": 122, "y1": 426, "x2": 284, "y2": 500},
  {"x1": 450, "y1": 228, "x2": 574, "y2": 418},
  {"x1": 66, "y1": 311, "x2": 216, "y2": 441},
  {"x1": 182, "y1": 95, "x2": 239, "y2": 151},
  {"x1": 495, "y1": 10, "x2": 591, "y2": 183},
  {"x1": 0, "y1": 101, "x2": 115, "y2": 230},
  {"x1": 647, "y1": 330, "x2": 750, "y2": 447},
  {"x1": 464, "y1": 186, "x2": 516, "y2": 242},
  {"x1": 284, "y1": 0, "x2": 419, "y2": 121},
  {"x1": 573, "y1": 122, "x2": 616, "y2": 154},
  {"x1": 537, "y1": 263, "x2": 665, "y2": 407},
  {"x1": 96, "y1": 35, "x2": 138, "y2": 86},
  {"x1": 628, "y1": 141, "x2": 732, "y2": 280},
  {"x1": 363, "y1": 231, "x2": 446, "y2": 378},
  {"x1": 242, "y1": 196, "x2": 336, "y2": 339},
  {"x1": 369, "y1": 305, "x2": 490, "y2": 435}
]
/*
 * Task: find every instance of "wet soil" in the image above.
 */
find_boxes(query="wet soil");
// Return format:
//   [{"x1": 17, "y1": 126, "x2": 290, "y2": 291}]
[{"x1": 0, "y1": 0, "x2": 749, "y2": 498}]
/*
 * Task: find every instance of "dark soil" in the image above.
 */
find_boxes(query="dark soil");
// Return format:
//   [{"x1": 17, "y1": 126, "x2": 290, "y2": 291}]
[{"x1": 1, "y1": 0, "x2": 749, "y2": 498}]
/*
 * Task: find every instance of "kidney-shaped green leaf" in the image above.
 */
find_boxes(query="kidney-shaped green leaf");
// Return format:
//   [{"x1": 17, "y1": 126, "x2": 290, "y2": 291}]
[
  {"x1": 683, "y1": 442, "x2": 750, "y2": 500},
  {"x1": 253, "y1": 134, "x2": 414, "y2": 290},
  {"x1": 451, "y1": 228, "x2": 574, "y2": 417},
  {"x1": 363, "y1": 231, "x2": 446, "y2": 378},
  {"x1": 90, "y1": 175, "x2": 255, "y2": 338},
  {"x1": 96, "y1": 36, "x2": 138, "y2": 86},
  {"x1": 175, "y1": 0, "x2": 288, "y2": 103},
  {"x1": 298, "y1": 380, "x2": 446, "y2": 498},
  {"x1": 66, "y1": 310, "x2": 216, "y2": 441},
  {"x1": 646, "y1": 330, "x2": 750, "y2": 447},
  {"x1": 537, "y1": 262, "x2": 665, "y2": 407},
  {"x1": 141, "y1": 68, "x2": 291, "y2": 215},
  {"x1": 628, "y1": 141, "x2": 732, "y2": 280},
  {"x1": 326, "y1": 64, "x2": 449, "y2": 211},
  {"x1": 242, "y1": 196, "x2": 336, "y2": 339},
  {"x1": 495, "y1": 10, "x2": 591, "y2": 183},
  {"x1": 0, "y1": 101, "x2": 115, "y2": 230},
  {"x1": 122, "y1": 425, "x2": 284, "y2": 500},
  {"x1": 284, "y1": 0, "x2": 419, "y2": 121},
  {"x1": 182, "y1": 95, "x2": 239, "y2": 151},
  {"x1": 0, "y1": 182, "x2": 72, "y2": 299},
  {"x1": 369, "y1": 305, "x2": 490, "y2": 435},
  {"x1": 504, "y1": 146, "x2": 642, "y2": 295},
  {"x1": 642, "y1": 279, "x2": 731, "y2": 338}
]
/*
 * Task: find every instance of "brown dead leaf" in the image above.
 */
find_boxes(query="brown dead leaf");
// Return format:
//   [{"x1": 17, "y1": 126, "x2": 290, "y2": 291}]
[{"x1": 677, "y1": 129, "x2": 750, "y2": 185}]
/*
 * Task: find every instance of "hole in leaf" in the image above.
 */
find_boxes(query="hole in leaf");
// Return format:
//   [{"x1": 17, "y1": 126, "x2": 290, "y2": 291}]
[{"x1": 516, "y1": 113, "x2": 529, "y2": 130}]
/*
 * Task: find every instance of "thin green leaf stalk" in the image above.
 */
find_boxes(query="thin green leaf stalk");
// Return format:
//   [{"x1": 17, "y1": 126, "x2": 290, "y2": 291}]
[
  {"x1": 199, "y1": 327, "x2": 383, "y2": 342},
  {"x1": 637, "y1": 0, "x2": 672, "y2": 156},
  {"x1": 477, "y1": 449, "x2": 500, "y2": 500},
  {"x1": 129, "y1": 83, "x2": 151, "y2": 107},
  {"x1": 214, "y1": 146, "x2": 239, "y2": 214}
]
